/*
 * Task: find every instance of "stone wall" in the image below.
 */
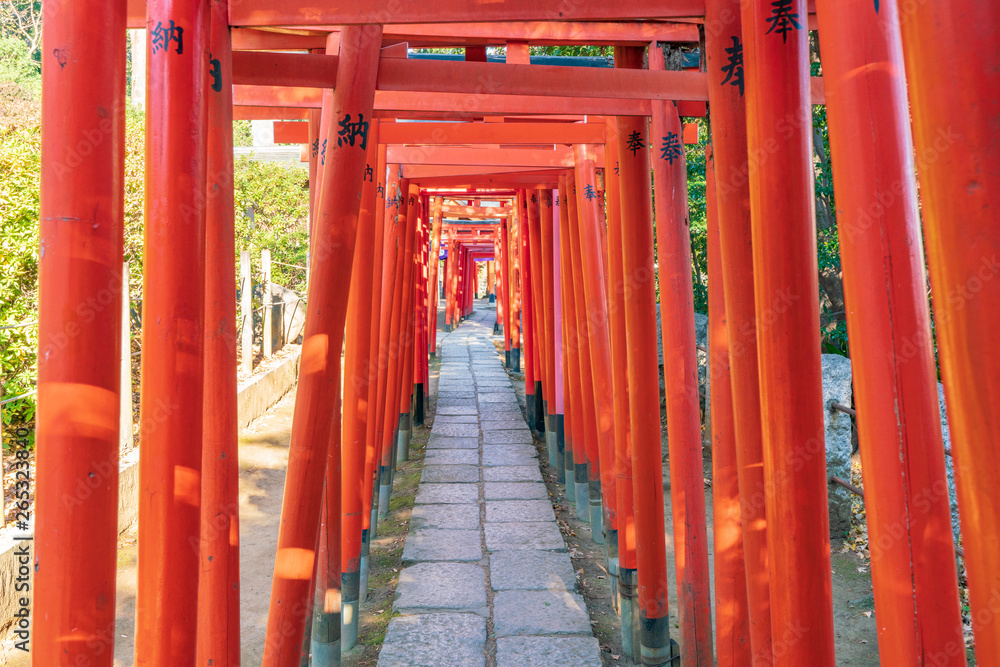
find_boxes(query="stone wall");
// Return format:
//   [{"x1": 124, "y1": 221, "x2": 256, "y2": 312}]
[{"x1": 821, "y1": 354, "x2": 854, "y2": 539}]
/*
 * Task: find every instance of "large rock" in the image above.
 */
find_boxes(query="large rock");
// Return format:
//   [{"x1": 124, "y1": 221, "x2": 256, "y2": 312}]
[
  {"x1": 937, "y1": 383, "x2": 961, "y2": 543},
  {"x1": 269, "y1": 283, "x2": 305, "y2": 350},
  {"x1": 822, "y1": 354, "x2": 853, "y2": 539}
]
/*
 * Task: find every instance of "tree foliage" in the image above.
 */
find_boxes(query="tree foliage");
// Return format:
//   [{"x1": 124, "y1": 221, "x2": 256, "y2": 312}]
[{"x1": 0, "y1": 42, "x2": 311, "y2": 444}]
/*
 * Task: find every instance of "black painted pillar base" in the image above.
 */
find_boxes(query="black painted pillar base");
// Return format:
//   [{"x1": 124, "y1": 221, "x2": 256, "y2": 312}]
[
  {"x1": 525, "y1": 391, "x2": 536, "y2": 437},
  {"x1": 342, "y1": 569, "x2": 360, "y2": 650},
  {"x1": 413, "y1": 382, "x2": 425, "y2": 426},
  {"x1": 533, "y1": 383, "x2": 545, "y2": 435},
  {"x1": 512, "y1": 347, "x2": 520, "y2": 372},
  {"x1": 640, "y1": 613, "x2": 680, "y2": 667},
  {"x1": 555, "y1": 414, "x2": 566, "y2": 484}
]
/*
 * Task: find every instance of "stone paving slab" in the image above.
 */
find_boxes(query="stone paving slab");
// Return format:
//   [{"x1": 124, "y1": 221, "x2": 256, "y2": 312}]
[
  {"x1": 402, "y1": 528, "x2": 483, "y2": 562},
  {"x1": 424, "y1": 449, "x2": 480, "y2": 466},
  {"x1": 422, "y1": 464, "x2": 480, "y2": 484},
  {"x1": 436, "y1": 378, "x2": 474, "y2": 386},
  {"x1": 432, "y1": 415, "x2": 480, "y2": 424},
  {"x1": 430, "y1": 423, "x2": 480, "y2": 438},
  {"x1": 483, "y1": 465, "x2": 543, "y2": 483},
  {"x1": 410, "y1": 503, "x2": 481, "y2": 530},
  {"x1": 378, "y1": 613, "x2": 486, "y2": 667},
  {"x1": 478, "y1": 401, "x2": 521, "y2": 410},
  {"x1": 485, "y1": 499, "x2": 556, "y2": 523},
  {"x1": 484, "y1": 482, "x2": 549, "y2": 500},
  {"x1": 495, "y1": 637, "x2": 601, "y2": 667},
  {"x1": 492, "y1": 590, "x2": 592, "y2": 636},
  {"x1": 437, "y1": 391, "x2": 477, "y2": 399},
  {"x1": 394, "y1": 562, "x2": 488, "y2": 615},
  {"x1": 483, "y1": 431, "x2": 534, "y2": 445},
  {"x1": 415, "y1": 483, "x2": 480, "y2": 505},
  {"x1": 480, "y1": 419, "x2": 530, "y2": 431},
  {"x1": 479, "y1": 408, "x2": 523, "y2": 420},
  {"x1": 436, "y1": 406, "x2": 481, "y2": 416},
  {"x1": 381, "y1": 309, "x2": 600, "y2": 667},
  {"x1": 436, "y1": 401, "x2": 479, "y2": 415},
  {"x1": 477, "y1": 393, "x2": 519, "y2": 403},
  {"x1": 426, "y1": 435, "x2": 480, "y2": 449},
  {"x1": 484, "y1": 522, "x2": 566, "y2": 552},
  {"x1": 489, "y1": 551, "x2": 577, "y2": 591},
  {"x1": 482, "y1": 446, "x2": 537, "y2": 467},
  {"x1": 476, "y1": 386, "x2": 515, "y2": 394}
]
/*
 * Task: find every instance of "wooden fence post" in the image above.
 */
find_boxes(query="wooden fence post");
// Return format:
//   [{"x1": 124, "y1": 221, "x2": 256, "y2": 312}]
[
  {"x1": 262, "y1": 248, "x2": 272, "y2": 358},
  {"x1": 241, "y1": 250, "x2": 252, "y2": 374},
  {"x1": 121, "y1": 261, "x2": 133, "y2": 451}
]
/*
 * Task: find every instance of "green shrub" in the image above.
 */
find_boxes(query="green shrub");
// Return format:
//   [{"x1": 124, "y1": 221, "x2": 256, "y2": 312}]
[{"x1": 0, "y1": 73, "x2": 310, "y2": 444}]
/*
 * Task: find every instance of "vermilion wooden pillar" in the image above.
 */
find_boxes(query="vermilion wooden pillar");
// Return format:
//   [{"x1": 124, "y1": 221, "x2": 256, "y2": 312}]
[
  {"x1": 308, "y1": 106, "x2": 320, "y2": 232},
  {"x1": 340, "y1": 119, "x2": 381, "y2": 652},
  {"x1": 428, "y1": 196, "x2": 443, "y2": 353},
  {"x1": 378, "y1": 177, "x2": 413, "y2": 513},
  {"x1": 357, "y1": 146, "x2": 387, "y2": 608},
  {"x1": 527, "y1": 191, "x2": 548, "y2": 436},
  {"x1": 263, "y1": 26, "x2": 383, "y2": 665},
  {"x1": 365, "y1": 161, "x2": 398, "y2": 553},
  {"x1": 741, "y1": 3, "x2": 836, "y2": 663},
  {"x1": 520, "y1": 192, "x2": 538, "y2": 433},
  {"x1": 558, "y1": 175, "x2": 579, "y2": 505},
  {"x1": 487, "y1": 260, "x2": 496, "y2": 300},
  {"x1": 605, "y1": 117, "x2": 641, "y2": 659},
  {"x1": 135, "y1": 0, "x2": 210, "y2": 661},
  {"x1": 198, "y1": 1, "x2": 240, "y2": 663},
  {"x1": 456, "y1": 243, "x2": 464, "y2": 323},
  {"x1": 395, "y1": 185, "x2": 418, "y2": 461},
  {"x1": 529, "y1": 243, "x2": 545, "y2": 437},
  {"x1": 538, "y1": 189, "x2": 560, "y2": 468},
  {"x1": 413, "y1": 197, "x2": 428, "y2": 426},
  {"x1": 34, "y1": 0, "x2": 126, "y2": 662},
  {"x1": 703, "y1": 0, "x2": 773, "y2": 657},
  {"x1": 574, "y1": 146, "x2": 619, "y2": 544},
  {"x1": 566, "y1": 171, "x2": 603, "y2": 527},
  {"x1": 614, "y1": 45, "x2": 675, "y2": 667},
  {"x1": 899, "y1": 3, "x2": 1000, "y2": 663},
  {"x1": 551, "y1": 189, "x2": 567, "y2": 480},
  {"x1": 494, "y1": 231, "x2": 504, "y2": 334},
  {"x1": 704, "y1": 146, "x2": 752, "y2": 666},
  {"x1": 509, "y1": 210, "x2": 522, "y2": 371},
  {"x1": 501, "y1": 218, "x2": 513, "y2": 365},
  {"x1": 815, "y1": 1, "x2": 966, "y2": 663},
  {"x1": 563, "y1": 173, "x2": 592, "y2": 522},
  {"x1": 445, "y1": 237, "x2": 456, "y2": 331},
  {"x1": 649, "y1": 49, "x2": 714, "y2": 665}
]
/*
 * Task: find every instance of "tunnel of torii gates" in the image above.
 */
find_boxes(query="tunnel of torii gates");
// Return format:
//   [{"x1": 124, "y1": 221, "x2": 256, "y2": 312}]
[{"x1": 31, "y1": 0, "x2": 998, "y2": 665}]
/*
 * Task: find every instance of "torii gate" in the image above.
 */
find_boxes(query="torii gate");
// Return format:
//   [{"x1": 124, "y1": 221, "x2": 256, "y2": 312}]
[{"x1": 32, "y1": 2, "x2": 1000, "y2": 667}]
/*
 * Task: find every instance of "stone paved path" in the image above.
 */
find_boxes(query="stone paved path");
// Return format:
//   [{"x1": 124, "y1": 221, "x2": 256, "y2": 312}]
[{"x1": 378, "y1": 310, "x2": 602, "y2": 667}]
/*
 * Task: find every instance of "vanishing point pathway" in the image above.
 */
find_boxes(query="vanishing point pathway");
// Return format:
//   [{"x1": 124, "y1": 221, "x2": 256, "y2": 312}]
[{"x1": 377, "y1": 309, "x2": 602, "y2": 667}]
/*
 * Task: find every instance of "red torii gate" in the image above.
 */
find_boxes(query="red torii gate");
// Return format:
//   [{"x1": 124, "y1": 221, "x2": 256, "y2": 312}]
[{"x1": 32, "y1": 2, "x2": 1000, "y2": 667}]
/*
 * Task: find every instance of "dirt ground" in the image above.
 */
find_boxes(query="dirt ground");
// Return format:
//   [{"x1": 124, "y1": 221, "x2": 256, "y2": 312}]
[
  {"x1": 509, "y1": 372, "x2": 881, "y2": 666},
  {"x1": 0, "y1": 360, "x2": 433, "y2": 665}
]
